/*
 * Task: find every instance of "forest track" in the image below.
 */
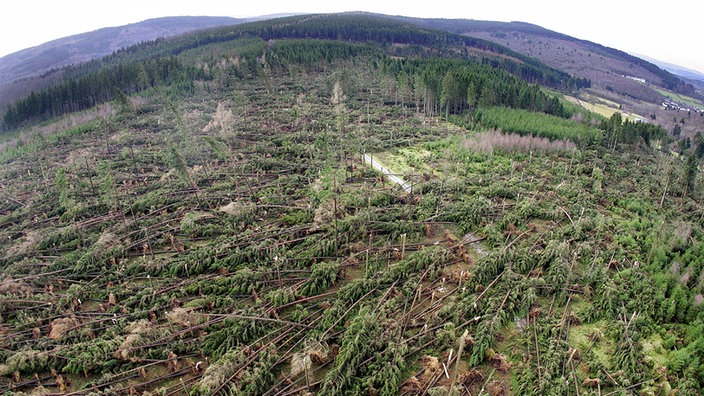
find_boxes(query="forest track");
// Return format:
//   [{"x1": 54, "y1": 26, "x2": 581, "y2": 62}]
[
  {"x1": 362, "y1": 153, "x2": 413, "y2": 193},
  {"x1": 362, "y1": 153, "x2": 488, "y2": 257}
]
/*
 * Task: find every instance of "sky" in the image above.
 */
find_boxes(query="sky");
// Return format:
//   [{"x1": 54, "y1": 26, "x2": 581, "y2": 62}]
[{"x1": 1, "y1": 0, "x2": 702, "y2": 74}]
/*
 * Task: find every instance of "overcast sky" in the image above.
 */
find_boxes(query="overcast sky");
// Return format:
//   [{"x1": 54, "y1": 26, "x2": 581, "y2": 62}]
[{"x1": 1, "y1": 0, "x2": 702, "y2": 74}]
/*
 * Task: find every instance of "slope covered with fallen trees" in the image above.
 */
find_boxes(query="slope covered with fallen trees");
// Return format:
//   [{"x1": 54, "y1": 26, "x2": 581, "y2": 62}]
[{"x1": 0, "y1": 16, "x2": 702, "y2": 396}]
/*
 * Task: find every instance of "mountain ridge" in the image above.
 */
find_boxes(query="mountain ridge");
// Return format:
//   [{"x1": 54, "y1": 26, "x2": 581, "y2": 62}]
[
  {"x1": 0, "y1": 16, "x2": 250, "y2": 107},
  {"x1": 633, "y1": 53, "x2": 704, "y2": 81},
  {"x1": 385, "y1": 16, "x2": 698, "y2": 99},
  {"x1": 0, "y1": 16, "x2": 247, "y2": 83},
  {"x1": 633, "y1": 52, "x2": 704, "y2": 94},
  {"x1": 1, "y1": 12, "x2": 588, "y2": 132}
]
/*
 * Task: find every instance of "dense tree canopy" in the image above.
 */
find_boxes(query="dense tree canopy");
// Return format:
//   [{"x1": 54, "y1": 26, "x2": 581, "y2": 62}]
[{"x1": 2, "y1": 57, "x2": 202, "y2": 129}]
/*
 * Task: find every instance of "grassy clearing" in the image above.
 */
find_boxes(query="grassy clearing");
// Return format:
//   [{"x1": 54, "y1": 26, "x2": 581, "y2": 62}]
[
  {"x1": 371, "y1": 146, "x2": 434, "y2": 176},
  {"x1": 565, "y1": 95, "x2": 618, "y2": 118},
  {"x1": 641, "y1": 333, "x2": 668, "y2": 369},
  {"x1": 564, "y1": 94, "x2": 648, "y2": 122},
  {"x1": 568, "y1": 320, "x2": 611, "y2": 366}
]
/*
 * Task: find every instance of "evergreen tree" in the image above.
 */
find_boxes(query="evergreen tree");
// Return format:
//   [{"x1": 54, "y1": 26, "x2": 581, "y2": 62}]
[{"x1": 683, "y1": 153, "x2": 698, "y2": 198}]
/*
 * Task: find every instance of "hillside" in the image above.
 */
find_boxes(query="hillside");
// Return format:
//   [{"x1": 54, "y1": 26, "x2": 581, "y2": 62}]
[
  {"x1": 1, "y1": 13, "x2": 704, "y2": 396},
  {"x1": 0, "y1": 13, "x2": 585, "y2": 133},
  {"x1": 398, "y1": 18, "x2": 695, "y2": 99},
  {"x1": 400, "y1": 18, "x2": 704, "y2": 138},
  {"x1": 4, "y1": 13, "x2": 703, "y2": 138},
  {"x1": 634, "y1": 53, "x2": 704, "y2": 94},
  {"x1": 0, "y1": 16, "x2": 247, "y2": 108}
]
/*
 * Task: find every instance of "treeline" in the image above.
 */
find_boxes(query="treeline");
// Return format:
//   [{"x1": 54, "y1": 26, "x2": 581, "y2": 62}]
[
  {"x1": 39, "y1": 13, "x2": 589, "y2": 93},
  {"x1": 57, "y1": 13, "x2": 587, "y2": 94},
  {"x1": 380, "y1": 57, "x2": 672, "y2": 148},
  {"x1": 481, "y1": 57, "x2": 590, "y2": 91},
  {"x1": 3, "y1": 57, "x2": 202, "y2": 130},
  {"x1": 185, "y1": 13, "x2": 587, "y2": 90},
  {"x1": 474, "y1": 106, "x2": 602, "y2": 145},
  {"x1": 382, "y1": 58, "x2": 569, "y2": 118},
  {"x1": 600, "y1": 112, "x2": 670, "y2": 147},
  {"x1": 266, "y1": 40, "x2": 383, "y2": 71},
  {"x1": 470, "y1": 106, "x2": 670, "y2": 148}
]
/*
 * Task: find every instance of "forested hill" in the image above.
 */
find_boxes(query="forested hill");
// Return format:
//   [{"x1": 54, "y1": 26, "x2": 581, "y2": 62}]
[
  {"x1": 393, "y1": 17, "x2": 698, "y2": 102},
  {"x1": 85, "y1": 12, "x2": 582, "y2": 89},
  {"x1": 1, "y1": 13, "x2": 589, "y2": 132},
  {"x1": 0, "y1": 16, "x2": 244, "y2": 83},
  {"x1": 0, "y1": 16, "x2": 248, "y2": 108}
]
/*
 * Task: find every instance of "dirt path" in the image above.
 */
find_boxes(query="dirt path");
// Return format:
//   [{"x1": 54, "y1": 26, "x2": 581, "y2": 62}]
[
  {"x1": 362, "y1": 153, "x2": 412, "y2": 194},
  {"x1": 362, "y1": 153, "x2": 489, "y2": 258}
]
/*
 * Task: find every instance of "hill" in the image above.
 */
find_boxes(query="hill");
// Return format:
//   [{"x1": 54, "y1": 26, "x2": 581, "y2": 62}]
[
  {"x1": 397, "y1": 18, "x2": 697, "y2": 99},
  {"x1": 396, "y1": 17, "x2": 704, "y2": 137},
  {"x1": 1, "y1": 13, "x2": 704, "y2": 395},
  {"x1": 5, "y1": 13, "x2": 703, "y2": 137},
  {"x1": 0, "y1": 16, "x2": 248, "y2": 107},
  {"x1": 0, "y1": 13, "x2": 586, "y2": 132},
  {"x1": 634, "y1": 53, "x2": 704, "y2": 94},
  {"x1": 634, "y1": 54, "x2": 704, "y2": 84}
]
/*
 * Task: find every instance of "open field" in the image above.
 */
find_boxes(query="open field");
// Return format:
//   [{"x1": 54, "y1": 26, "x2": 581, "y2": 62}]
[{"x1": 564, "y1": 94, "x2": 649, "y2": 122}]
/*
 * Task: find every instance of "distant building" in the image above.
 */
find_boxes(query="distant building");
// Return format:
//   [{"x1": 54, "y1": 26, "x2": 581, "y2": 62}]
[{"x1": 624, "y1": 75, "x2": 646, "y2": 83}]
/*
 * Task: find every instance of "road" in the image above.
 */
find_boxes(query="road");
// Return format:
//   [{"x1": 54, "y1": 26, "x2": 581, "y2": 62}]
[{"x1": 362, "y1": 153, "x2": 412, "y2": 194}]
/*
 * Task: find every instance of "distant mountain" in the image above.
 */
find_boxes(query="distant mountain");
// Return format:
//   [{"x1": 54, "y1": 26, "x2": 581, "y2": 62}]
[
  {"x1": 632, "y1": 53, "x2": 704, "y2": 94},
  {"x1": 386, "y1": 17, "x2": 699, "y2": 104},
  {"x1": 0, "y1": 16, "x2": 247, "y2": 107},
  {"x1": 0, "y1": 16, "x2": 244, "y2": 83},
  {"x1": 660, "y1": 63, "x2": 704, "y2": 84},
  {"x1": 634, "y1": 54, "x2": 704, "y2": 82}
]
